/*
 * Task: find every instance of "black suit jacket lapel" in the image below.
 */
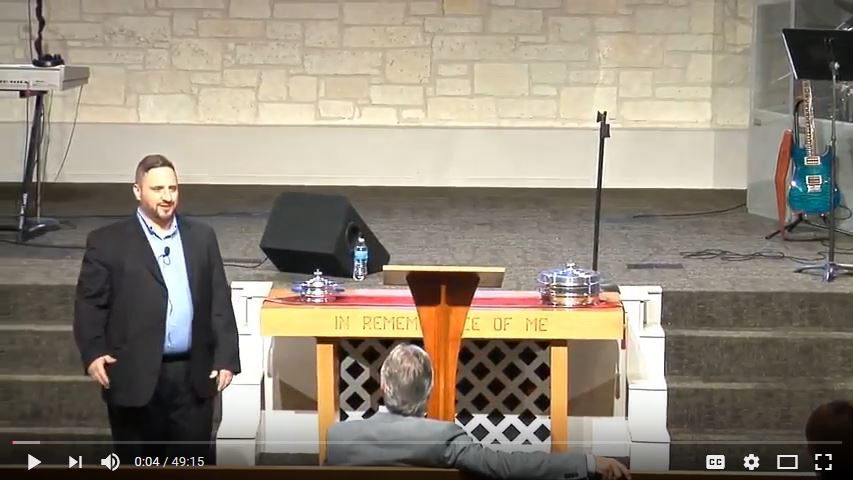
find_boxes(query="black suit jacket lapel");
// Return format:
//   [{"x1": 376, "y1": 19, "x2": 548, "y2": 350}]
[
  {"x1": 128, "y1": 216, "x2": 166, "y2": 288},
  {"x1": 177, "y1": 215, "x2": 201, "y2": 307}
]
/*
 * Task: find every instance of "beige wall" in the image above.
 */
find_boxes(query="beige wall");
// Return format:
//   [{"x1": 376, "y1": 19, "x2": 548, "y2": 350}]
[{"x1": 0, "y1": 0, "x2": 754, "y2": 128}]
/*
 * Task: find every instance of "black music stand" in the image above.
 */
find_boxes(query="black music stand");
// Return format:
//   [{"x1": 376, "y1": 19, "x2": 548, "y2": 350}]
[{"x1": 782, "y1": 28, "x2": 853, "y2": 281}]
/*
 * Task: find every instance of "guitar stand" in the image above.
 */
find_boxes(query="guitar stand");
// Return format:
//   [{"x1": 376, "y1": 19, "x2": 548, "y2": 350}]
[
  {"x1": 765, "y1": 214, "x2": 804, "y2": 240},
  {"x1": 766, "y1": 213, "x2": 831, "y2": 241}
]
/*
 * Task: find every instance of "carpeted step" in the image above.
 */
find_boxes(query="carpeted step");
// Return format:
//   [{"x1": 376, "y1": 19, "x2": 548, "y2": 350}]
[
  {"x1": 0, "y1": 285, "x2": 76, "y2": 325},
  {"x1": 0, "y1": 326, "x2": 82, "y2": 375},
  {"x1": 0, "y1": 427, "x2": 113, "y2": 466},
  {"x1": 0, "y1": 375, "x2": 108, "y2": 429},
  {"x1": 664, "y1": 328, "x2": 853, "y2": 381},
  {"x1": 666, "y1": 376, "x2": 853, "y2": 433},
  {"x1": 667, "y1": 428, "x2": 818, "y2": 473},
  {"x1": 661, "y1": 290, "x2": 853, "y2": 331}
]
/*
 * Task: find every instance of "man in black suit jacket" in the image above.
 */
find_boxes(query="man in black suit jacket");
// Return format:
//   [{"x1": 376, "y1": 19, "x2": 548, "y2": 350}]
[{"x1": 73, "y1": 154, "x2": 240, "y2": 465}]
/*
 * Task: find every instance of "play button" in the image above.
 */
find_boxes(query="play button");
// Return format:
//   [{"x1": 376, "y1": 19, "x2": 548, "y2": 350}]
[{"x1": 27, "y1": 454, "x2": 41, "y2": 470}]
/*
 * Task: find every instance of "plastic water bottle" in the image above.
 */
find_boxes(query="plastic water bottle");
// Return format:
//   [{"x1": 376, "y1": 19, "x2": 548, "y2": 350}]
[{"x1": 353, "y1": 236, "x2": 368, "y2": 281}]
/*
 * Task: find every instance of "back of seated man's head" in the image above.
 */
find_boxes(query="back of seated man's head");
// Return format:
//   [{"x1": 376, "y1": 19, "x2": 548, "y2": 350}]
[
  {"x1": 805, "y1": 400, "x2": 853, "y2": 479},
  {"x1": 380, "y1": 343, "x2": 434, "y2": 417}
]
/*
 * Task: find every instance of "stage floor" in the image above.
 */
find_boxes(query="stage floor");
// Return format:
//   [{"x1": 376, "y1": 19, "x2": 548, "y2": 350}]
[{"x1": 1, "y1": 184, "x2": 853, "y2": 293}]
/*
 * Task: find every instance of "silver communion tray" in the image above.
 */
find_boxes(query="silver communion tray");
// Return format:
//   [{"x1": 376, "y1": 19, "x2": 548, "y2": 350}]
[
  {"x1": 536, "y1": 262, "x2": 601, "y2": 306},
  {"x1": 291, "y1": 269, "x2": 345, "y2": 303}
]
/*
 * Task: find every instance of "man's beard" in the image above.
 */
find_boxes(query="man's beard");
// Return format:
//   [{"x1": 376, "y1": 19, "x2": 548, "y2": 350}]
[{"x1": 145, "y1": 203, "x2": 174, "y2": 222}]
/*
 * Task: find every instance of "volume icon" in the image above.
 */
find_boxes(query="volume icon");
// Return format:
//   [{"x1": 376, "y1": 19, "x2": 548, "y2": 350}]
[{"x1": 100, "y1": 453, "x2": 120, "y2": 471}]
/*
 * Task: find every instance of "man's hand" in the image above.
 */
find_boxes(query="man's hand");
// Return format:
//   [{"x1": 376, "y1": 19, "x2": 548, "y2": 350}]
[
  {"x1": 209, "y1": 369, "x2": 233, "y2": 391},
  {"x1": 595, "y1": 457, "x2": 631, "y2": 480},
  {"x1": 86, "y1": 355, "x2": 116, "y2": 389}
]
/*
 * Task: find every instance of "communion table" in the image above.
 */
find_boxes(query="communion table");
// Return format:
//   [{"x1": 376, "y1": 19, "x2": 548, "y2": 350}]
[{"x1": 260, "y1": 283, "x2": 625, "y2": 464}]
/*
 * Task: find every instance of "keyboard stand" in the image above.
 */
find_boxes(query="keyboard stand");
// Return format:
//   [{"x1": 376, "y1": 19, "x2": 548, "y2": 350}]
[{"x1": 0, "y1": 90, "x2": 61, "y2": 242}]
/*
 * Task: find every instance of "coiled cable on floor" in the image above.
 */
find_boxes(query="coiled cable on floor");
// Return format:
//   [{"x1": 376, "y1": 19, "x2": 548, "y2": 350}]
[{"x1": 680, "y1": 248, "x2": 829, "y2": 265}]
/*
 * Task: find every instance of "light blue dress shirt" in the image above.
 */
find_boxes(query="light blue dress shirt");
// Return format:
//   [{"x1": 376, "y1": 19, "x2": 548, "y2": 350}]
[{"x1": 137, "y1": 209, "x2": 194, "y2": 354}]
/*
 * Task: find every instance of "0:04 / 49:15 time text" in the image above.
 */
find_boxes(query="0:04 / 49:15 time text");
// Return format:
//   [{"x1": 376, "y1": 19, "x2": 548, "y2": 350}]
[{"x1": 134, "y1": 456, "x2": 205, "y2": 467}]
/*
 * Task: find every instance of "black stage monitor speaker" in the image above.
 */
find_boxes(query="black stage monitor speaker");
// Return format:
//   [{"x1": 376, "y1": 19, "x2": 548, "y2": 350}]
[{"x1": 259, "y1": 192, "x2": 390, "y2": 278}]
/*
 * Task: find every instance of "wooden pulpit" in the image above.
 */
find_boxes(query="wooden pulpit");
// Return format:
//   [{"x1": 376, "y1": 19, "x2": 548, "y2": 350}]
[{"x1": 382, "y1": 265, "x2": 505, "y2": 421}]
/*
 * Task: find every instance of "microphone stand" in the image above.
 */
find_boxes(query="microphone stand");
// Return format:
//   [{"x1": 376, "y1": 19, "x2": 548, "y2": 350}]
[
  {"x1": 793, "y1": 36, "x2": 853, "y2": 282},
  {"x1": 591, "y1": 111, "x2": 620, "y2": 294},
  {"x1": 592, "y1": 111, "x2": 610, "y2": 273},
  {"x1": 591, "y1": 111, "x2": 620, "y2": 405}
]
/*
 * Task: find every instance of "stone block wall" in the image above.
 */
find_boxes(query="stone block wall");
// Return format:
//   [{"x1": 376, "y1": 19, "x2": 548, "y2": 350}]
[{"x1": 0, "y1": 0, "x2": 754, "y2": 128}]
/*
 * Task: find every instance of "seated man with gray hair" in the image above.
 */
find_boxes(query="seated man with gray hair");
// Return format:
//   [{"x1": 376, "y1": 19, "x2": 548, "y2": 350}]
[{"x1": 326, "y1": 343, "x2": 631, "y2": 480}]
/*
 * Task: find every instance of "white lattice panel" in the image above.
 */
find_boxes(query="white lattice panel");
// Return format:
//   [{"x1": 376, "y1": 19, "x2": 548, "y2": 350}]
[
  {"x1": 339, "y1": 339, "x2": 388, "y2": 420},
  {"x1": 339, "y1": 339, "x2": 554, "y2": 447}
]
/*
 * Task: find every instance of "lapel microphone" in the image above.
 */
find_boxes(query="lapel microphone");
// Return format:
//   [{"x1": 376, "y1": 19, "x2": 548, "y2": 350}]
[{"x1": 162, "y1": 246, "x2": 171, "y2": 265}]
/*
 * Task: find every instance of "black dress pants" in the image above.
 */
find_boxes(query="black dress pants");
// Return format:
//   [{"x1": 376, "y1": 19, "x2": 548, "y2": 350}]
[{"x1": 106, "y1": 356, "x2": 215, "y2": 466}]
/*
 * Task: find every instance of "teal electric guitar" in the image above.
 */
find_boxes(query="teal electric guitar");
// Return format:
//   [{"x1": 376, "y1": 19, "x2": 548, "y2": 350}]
[{"x1": 787, "y1": 80, "x2": 841, "y2": 215}]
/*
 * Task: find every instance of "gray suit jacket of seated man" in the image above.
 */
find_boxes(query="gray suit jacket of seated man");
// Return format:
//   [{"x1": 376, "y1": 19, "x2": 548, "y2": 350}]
[{"x1": 326, "y1": 412, "x2": 593, "y2": 480}]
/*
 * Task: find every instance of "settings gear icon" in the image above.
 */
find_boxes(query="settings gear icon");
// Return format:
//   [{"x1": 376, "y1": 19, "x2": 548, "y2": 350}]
[{"x1": 743, "y1": 454, "x2": 760, "y2": 470}]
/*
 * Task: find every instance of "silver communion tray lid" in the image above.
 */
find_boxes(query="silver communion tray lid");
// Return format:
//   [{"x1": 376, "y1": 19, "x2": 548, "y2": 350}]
[
  {"x1": 291, "y1": 269, "x2": 345, "y2": 303},
  {"x1": 536, "y1": 262, "x2": 601, "y2": 288},
  {"x1": 536, "y1": 262, "x2": 601, "y2": 306}
]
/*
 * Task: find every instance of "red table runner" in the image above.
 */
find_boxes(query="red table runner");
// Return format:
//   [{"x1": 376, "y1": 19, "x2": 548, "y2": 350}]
[{"x1": 267, "y1": 289, "x2": 620, "y2": 310}]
